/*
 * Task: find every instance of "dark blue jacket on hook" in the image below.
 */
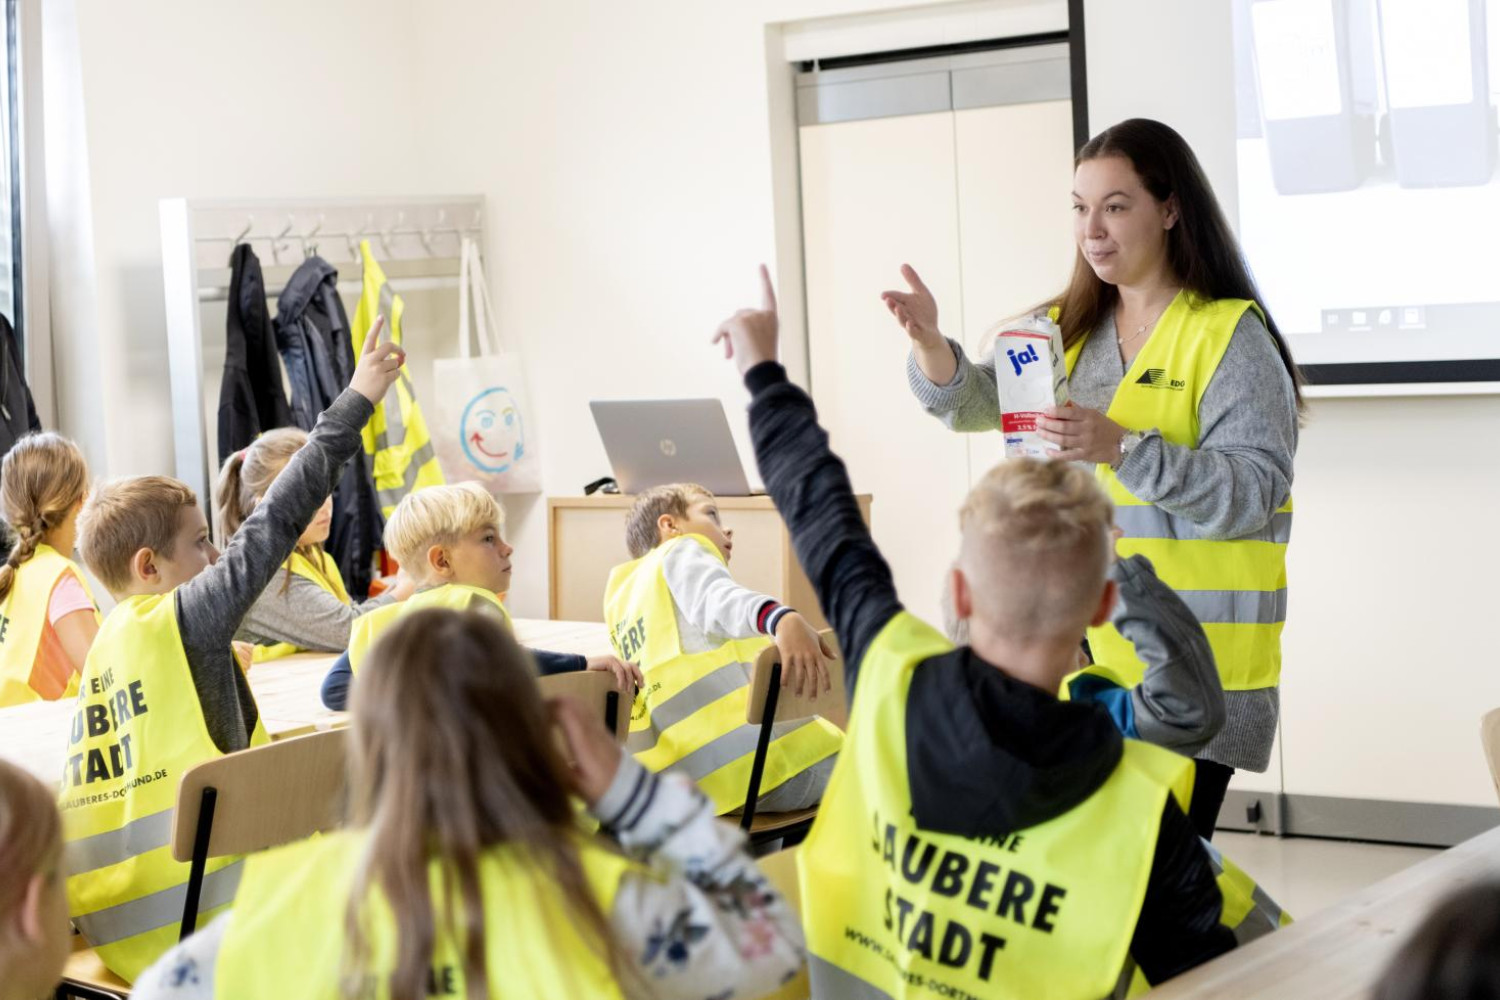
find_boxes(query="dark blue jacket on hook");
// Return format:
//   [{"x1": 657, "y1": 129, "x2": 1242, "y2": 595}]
[{"x1": 274, "y1": 256, "x2": 384, "y2": 599}]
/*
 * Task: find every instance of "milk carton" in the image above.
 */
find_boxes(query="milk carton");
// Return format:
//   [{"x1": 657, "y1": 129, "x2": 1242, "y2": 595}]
[{"x1": 994, "y1": 314, "x2": 1069, "y2": 459}]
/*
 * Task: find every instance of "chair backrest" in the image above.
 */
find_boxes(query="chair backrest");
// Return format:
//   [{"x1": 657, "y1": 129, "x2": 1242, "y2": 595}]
[
  {"x1": 746, "y1": 629, "x2": 847, "y2": 730},
  {"x1": 1482, "y1": 709, "x2": 1500, "y2": 805},
  {"x1": 539, "y1": 670, "x2": 632, "y2": 743},
  {"x1": 171, "y1": 729, "x2": 347, "y2": 862}
]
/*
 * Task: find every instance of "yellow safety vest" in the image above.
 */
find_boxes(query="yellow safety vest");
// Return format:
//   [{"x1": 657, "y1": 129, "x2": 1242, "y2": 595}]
[
  {"x1": 1060, "y1": 663, "x2": 1292, "y2": 957},
  {"x1": 347, "y1": 583, "x2": 512, "y2": 675},
  {"x1": 1061, "y1": 293, "x2": 1293, "y2": 691},
  {"x1": 354, "y1": 241, "x2": 445, "y2": 517},
  {"x1": 603, "y1": 534, "x2": 843, "y2": 815},
  {"x1": 60, "y1": 592, "x2": 269, "y2": 982},
  {"x1": 800, "y1": 612, "x2": 1194, "y2": 1000},
  {"x1": 215, "y1": 828, "x2": 632, "y2": 999},
  {"x1": 0, "y1": 544, "x2": 99, "y2": 706},
  {"x1": 249, "y1": 549, "x2": 352, "y2": 663}
]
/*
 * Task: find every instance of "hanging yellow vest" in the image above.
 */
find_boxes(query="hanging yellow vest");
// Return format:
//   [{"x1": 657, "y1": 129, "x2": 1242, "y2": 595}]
[
  {"x1": 215, "y1": 828, "x2": 632, "y2": 999},
  {"x1": 59, "y1": 592, "x2": 270, "y2": 983},
  {"x1": 0, "y1": 544, "x2": 99, "y2": 706},
  {"x1": 1060, "y1": 663, "x2": 1292, "y2": 959},
  {"x1": 354, "y1": 240, "x2": 445, "y2": 517},
  {"x1": 603, "y1": 534, "x2": 843, "y2": 816},
  {"x1": 347, "y1": 583, "x2": 512, "y2": 674},
  {"x1": 800, "y1": 612, "x2": 1195, "y2": 1000},
  {"x1": 1061, "y1": 293, "x2": 1293, "y2": 691},
  {"x1": 249, "y1": 549, "x2": 352, "y2": 663}
]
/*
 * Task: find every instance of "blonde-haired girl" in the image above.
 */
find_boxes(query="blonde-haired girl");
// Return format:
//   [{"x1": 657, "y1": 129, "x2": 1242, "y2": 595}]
[
  {"x1": 135, "y1": 608, "x2": 804, "y2": 999},
  {"x1": 0, "y1": 759, "x2": 73, "y2": 1000},
  {"x1": 213, "y1": 428, "x2": 413, "y2": 658},
  {"x1": 0, "y1": 432, "x2": 100, "y2": 706}
]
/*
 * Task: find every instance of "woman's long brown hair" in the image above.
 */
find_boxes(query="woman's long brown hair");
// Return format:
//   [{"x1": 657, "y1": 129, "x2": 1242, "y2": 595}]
[
  {"x1": 341, "y1": 608, "x2": 625, "y2": 999},
  {"x1": 1054, "y1": 118, "x2": 1305, "y2": 410}
]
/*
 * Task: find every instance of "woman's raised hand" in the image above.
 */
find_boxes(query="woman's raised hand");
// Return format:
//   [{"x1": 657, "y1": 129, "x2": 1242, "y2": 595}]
[{"x1": 880, "y1": 264, "x2": 943, "y2": 348}]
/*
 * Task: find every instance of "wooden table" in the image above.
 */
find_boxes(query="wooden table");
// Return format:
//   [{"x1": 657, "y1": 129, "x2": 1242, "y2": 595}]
[
  {"x1": 0, "y1": 618, "x2": 612, "y2": 787},
  {"x1": 1148, "y1": 825, "x2": 1500, "y2": 999}
]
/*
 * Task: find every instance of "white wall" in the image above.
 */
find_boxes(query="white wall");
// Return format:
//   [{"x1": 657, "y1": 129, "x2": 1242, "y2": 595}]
[
  {"x1": 1088, "y1": 0, "x2": 1500, "y2": 809},
  {"x1": 402, "y1": 0, "x2": 973, "y2": 616},
  {"x1": 45, "y1": 0, "x2": 426, "y2": 482}
]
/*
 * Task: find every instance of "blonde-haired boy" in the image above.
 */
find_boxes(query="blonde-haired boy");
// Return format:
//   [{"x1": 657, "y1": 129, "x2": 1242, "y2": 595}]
[
  {"x1": 711, "y1": 268, "x2": 1235, "y2": 998},
  {"x1": 60, "y1": 322, "x2": 406, "y2": 983},
  {"x1": 320, "y1": 482, "x2": 639, "y2": 709},
  {"x1": 603, "y1": 482, "x2": 843, "y2": 816}
]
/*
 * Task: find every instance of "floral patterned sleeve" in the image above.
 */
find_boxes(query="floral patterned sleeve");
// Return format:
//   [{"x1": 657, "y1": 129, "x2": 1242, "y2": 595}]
[{"x1": 594, "y1": 757, "x2": 806, "y2": 1000}]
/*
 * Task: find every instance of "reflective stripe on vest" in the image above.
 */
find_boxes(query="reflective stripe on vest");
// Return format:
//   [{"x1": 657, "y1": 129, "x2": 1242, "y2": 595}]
[
  {"x1": 1203, "y1": 840, "x2": 1293, "y2": 944},
  {"x1": 60, "y1": 592, "x2": 269, "y2": 982},
  {"x1": 0, "y1": 545, "x2": 99, "y2": 706},
  {"x1": 250, "y1": 549, "x2": 351, "y2": 662},
  {"x1": 603, "y1": 534, "x2": 843, "y2": 815},
  {"x1": 800, "y1": 612, "x2": 1194, "y2": 1000},
  {"x1": 347, "y1": 584, "x2": 513, "y2": 674},
  {"x1": 1062, "y1": 293, "x2": 1292, "y2": 691},
  {"x1": 354, "y1": 241, "x2": 445, "y2": 517},
  {"x1": 214, "y1": 828, "x2": 633, "y2": 1000}
]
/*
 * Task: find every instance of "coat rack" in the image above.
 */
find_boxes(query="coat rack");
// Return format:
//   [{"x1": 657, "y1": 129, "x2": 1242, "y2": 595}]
[{"x1": 159, "y1": 196, "x2": 486, "y2": 514}]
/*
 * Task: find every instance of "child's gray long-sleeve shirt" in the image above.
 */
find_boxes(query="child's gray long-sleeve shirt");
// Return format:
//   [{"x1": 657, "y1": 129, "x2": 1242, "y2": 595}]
[
  {"x1": 906, "y1": 310, "x2": 1297, "y2": 771},
  {"x1": 236, "y1": 574, "x2": 395, "y2": 652},
  {"x1": 176, "y1": 389, "x2": 372, "y2": 754}
]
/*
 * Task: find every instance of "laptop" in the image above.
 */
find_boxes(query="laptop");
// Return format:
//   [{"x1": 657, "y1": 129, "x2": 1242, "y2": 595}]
[{"x1": 590, "y1": 399, "x2": 755, "y2": 496}]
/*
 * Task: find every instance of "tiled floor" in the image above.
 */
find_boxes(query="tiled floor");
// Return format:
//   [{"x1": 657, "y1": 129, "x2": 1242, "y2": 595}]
[{"x1": 1214, "y1": 831, "x2": 1442, "y2": 919}]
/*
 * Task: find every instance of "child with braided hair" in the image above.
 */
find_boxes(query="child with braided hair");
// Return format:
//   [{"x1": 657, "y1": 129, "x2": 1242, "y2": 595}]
[{"x1": 0, "y1": 433, "x2": 100, "y2": 706}]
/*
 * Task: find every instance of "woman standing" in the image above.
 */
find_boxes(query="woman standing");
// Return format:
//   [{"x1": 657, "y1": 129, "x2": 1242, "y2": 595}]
[{"x1": 890, "y1": 118, "x2": 1301, "y2": 837}]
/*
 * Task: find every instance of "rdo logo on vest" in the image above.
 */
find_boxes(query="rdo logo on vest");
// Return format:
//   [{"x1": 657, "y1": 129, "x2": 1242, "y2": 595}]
[{"x1": 1134, "y1": 368, "x2": 1186, "y2": 391}]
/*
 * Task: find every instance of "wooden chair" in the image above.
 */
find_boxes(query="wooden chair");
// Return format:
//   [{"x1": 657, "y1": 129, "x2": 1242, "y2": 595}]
[
  {"x1": 1482, "y1": 708, "x2": 1500, "y2": 805},
  {"x1": 171, "y1": 728, "x2": 349, "y2": 935},
  {"x1": 57, "y1": 730, "x2": 349, "y2": 1000},
  {"x1": 739, "y1": 631, "x2": 845, "y2": 845},
  {"x1": 538, "y1": 669, "x2": 632, "y2": 743},
  {"x1": 757, "y1": 847, "x2": 811, "y2": 1000}
]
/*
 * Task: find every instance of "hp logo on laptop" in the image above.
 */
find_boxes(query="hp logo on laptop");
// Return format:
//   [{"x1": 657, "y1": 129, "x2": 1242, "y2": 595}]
[{"x1": 659, "y1": 439, "x2": 677, "y2": 457}]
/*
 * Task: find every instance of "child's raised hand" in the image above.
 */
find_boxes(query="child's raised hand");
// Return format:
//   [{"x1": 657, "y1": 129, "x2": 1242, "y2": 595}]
[
  {"x1": 551, "y1": 695, "x2": 624, "y2": 806},
  {"x1": 773, "y1": 612, "x2": 836, "y2": 698},
  {"x1": 586, "y1": 654, "x2": 644, "y2": 693},
  {"x1": 712, "y1": 265, "x2": 780, "y2": 375},
  {"x1": 350, "y1": 314, "x2": 406, "y2": 405}
]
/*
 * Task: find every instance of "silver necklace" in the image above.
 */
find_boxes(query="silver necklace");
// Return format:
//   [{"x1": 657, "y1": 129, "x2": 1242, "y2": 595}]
[{"x1": 1116, "y1": 302, "x2": 1172, "y2": 348}]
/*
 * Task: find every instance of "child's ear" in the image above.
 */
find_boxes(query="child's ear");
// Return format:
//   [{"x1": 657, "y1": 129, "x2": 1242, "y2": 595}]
[
  {"x1": 130, "y1": 547, "x2": 158, "y2": 584},
  {"x1": 19, "y1": 870, "x2": 46, "y2": 943},
  {"x1": 950, "y1": 565, "x2": 973, "y2": 622},
  {"x1": 1089, "y1": 579, "x2": 1118, "y2": 629},
  {"x1": 425, "y1": 543, "x2": 451, "y2": 580},
  {"x1": 656, "y1": 513, "x2": 676, "y2": 542}
]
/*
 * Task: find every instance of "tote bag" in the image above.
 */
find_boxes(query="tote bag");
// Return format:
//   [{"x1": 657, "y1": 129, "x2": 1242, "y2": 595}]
[{"x1": 430, "y1": 239, "x2": 542, "y2": 493}]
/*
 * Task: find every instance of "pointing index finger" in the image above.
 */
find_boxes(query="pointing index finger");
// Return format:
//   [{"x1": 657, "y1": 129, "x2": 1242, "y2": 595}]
[
  {"x1": 361, "y1": 314, "x2": 386, "y2": 356},
  {"x1": 759, "y1": 264, "x2": 777, "y2": 313}
]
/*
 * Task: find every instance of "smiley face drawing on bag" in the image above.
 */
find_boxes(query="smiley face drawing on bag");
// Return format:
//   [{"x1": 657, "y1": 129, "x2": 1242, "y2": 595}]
[{"x1": 460, "y1": 387, "x2": 526, "y2": 473}]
